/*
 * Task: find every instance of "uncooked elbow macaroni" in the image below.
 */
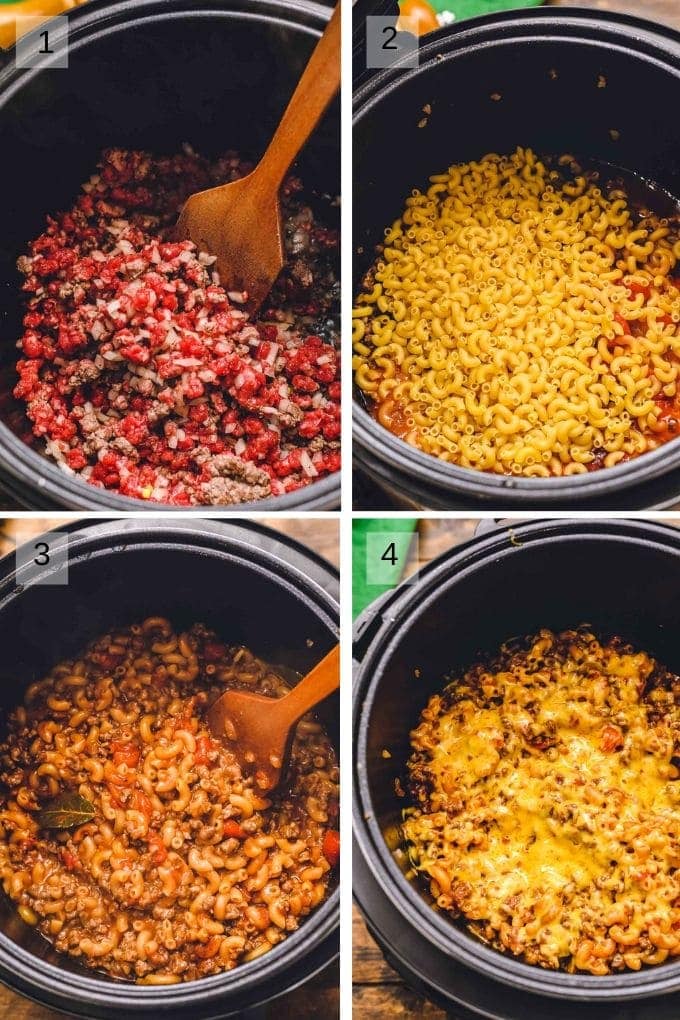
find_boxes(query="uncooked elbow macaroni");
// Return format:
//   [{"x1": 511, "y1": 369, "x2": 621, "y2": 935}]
[
  {"x1": 0, "y1": 620, "x2": 339, "y2": 983},
  {"x1": 404, "y1": 628, "x2": 680, "y2": 974},
  {"x1": 353, "y1": 148, "x2": 680, "y2": 475}
]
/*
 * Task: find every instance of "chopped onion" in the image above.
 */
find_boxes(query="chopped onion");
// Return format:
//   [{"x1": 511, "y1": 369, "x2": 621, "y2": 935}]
[
  {"x1": 90, "y1": 320, "x2": 107, "y2": 341},
  {"x1": 300, "y1": 450, "x2": 318, "y2": 477}
]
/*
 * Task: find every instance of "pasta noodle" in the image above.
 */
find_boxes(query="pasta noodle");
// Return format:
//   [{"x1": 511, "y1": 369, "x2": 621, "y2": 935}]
[
  {"x1": 353, "y1": 149, "x2": 680, "y2": 475},
  {"x1": 0, "y1": 619, "x2": 339, "y2": 982},
  {"x1": 404, "y1": 628, "x2": 680, "y2": 974}
]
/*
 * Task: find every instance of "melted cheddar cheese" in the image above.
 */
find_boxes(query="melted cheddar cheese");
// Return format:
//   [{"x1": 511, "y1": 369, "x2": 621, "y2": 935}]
[{"x1": 404, "y1": 629, "x2": 680, "y2": 973}]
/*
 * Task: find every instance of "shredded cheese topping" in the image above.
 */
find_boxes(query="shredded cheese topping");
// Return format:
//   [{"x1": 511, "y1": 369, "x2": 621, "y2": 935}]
[{"x1": 404, "y1": 629, "x2": 680, "y2": 973}]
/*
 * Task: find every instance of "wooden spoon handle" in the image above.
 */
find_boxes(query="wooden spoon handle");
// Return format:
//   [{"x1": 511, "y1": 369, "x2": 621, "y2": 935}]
[
  {"x1": 277, "y1": 644, "x2": 340, "y2": 724},
  {"x1": 255, "y1": 3, "x2": 340, "y2": 194}
]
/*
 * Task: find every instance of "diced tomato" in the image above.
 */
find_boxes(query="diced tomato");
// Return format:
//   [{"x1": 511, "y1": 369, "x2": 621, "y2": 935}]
[
  {"x1": 111, "y1": 739, "x2": 141, "y2": 768},
  {"x1": 106, "y1": 784, "x2": 125, "y2": 809},
  {"x1": 92, "y1": 648, "x2": 126, "y2": 670},
  {"x1": 203, "y1": 641, "x2": 226, "y2": 663},
  {"x1": 130, "y1": 789, "x2": 152, "y2": 818},
  {"x1": 326, "y1": 797, "x2": 339, "y2": 821},
  {"x1": 147, "y1": 830, "x2": 168, "y2": 864},
  {"x1": 66, "y1": 448, "x2": 87, "y2": 471},
  {"x1": 195, "y1": 936, "x2": 220, "y2": 959},
  {"x1": 194, "y1": 733, "x2": 215, "y2": 766},
  {"x1": 60, "y1": 849, "x2": 79, "y2": 871},
  {"x1": 656, "y1": 404, "x2": 680, "y2": 442},
  {"x1": 322, "y1": 829, "x2": 340, "y2": 868},
  {"x1": 223, "y1": 819, "x2": 247, "y2": 840},
  {"x1": 601, "y1": 724, "x2": 624, "y2": 752},
  {"x1": 613, "y1": 313, "x2": 630, "y2": 335},
  {"x1": 107, "y1": 768, "x2": 134, "y2": 791},
  {"x1": 627, "y1": 281, "x2": 651, "y2": 300}
]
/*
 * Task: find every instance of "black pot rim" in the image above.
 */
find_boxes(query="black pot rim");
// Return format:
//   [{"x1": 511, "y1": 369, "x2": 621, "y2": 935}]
[
  {"x1": 352, "y1": 6, "x2": 680, "y2": 507},
  {"x1": 353, "y1": 403, "x2": 680, "y2": 505},
  {"x1": 353, "y1": 518, "x2": 680, "y2": 1002},
  {"x1": 353, "y1": 5, "x2": 680, "y2": 96},
  {"x1": 0, "y1": 0, "x2": 339, "y2": 512},
  {"x1": 0, "y1": 518, "x2": 339, "y2": 1017}
]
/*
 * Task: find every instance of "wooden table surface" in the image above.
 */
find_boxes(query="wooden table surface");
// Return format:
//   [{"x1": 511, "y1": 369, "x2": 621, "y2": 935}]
[{"x1": 0, "y1": 517, "x2": 339, "y2": 1020}]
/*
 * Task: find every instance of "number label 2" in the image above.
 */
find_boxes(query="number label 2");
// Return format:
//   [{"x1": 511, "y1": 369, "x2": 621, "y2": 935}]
[
  {"x1": 381, "y1": 25, "x2": 398, "y2": 50},
  {"x1": 366, "y1": 15, "x2": 419, "y2": 70}
]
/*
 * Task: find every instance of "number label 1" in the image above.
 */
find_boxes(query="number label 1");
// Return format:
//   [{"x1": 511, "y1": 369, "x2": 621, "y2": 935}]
[
  {"x1": 15, "y1": 15, "x2": 69, "y2": 69},
  {"x1": 38, "y1": 30, "x2": 53, "y2": 54}
]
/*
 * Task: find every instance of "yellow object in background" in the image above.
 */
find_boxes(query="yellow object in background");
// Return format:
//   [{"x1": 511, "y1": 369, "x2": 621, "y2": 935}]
[
  {"x1": 0, "y1": 0, "x2": 88, "y2": 50},
  {"x1": 396, "y1": 0, "x2": 439, "y2": 35}
]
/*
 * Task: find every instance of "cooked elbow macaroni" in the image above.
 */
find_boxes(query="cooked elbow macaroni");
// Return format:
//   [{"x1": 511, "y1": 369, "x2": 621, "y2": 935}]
[
  {"x1": 0, "y1": 619, "x2": 339, "y2": 982},
  {"x1": 404, "y1": 628, "x2": 680, "y2": 974},
  {"x1": 353, "y1": 149, "x2": 680, "y2": 475}
]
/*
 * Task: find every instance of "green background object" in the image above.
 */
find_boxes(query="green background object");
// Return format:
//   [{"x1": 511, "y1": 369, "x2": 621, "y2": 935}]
[
  {"x1": 352, "y1": 518, "x2": 418, "y2": 619},
  {"x1": 415, "y1": 0, "x2": 544, "y2": 18}
]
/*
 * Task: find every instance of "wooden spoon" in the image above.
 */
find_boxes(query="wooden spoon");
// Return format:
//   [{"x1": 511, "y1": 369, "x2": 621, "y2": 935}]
[
  {"x1": 206, "y1": 644, "x2": 339, "y2": 792},
  {"x1": 175, "y1": 3, "x2": 340, "y2": 312}
]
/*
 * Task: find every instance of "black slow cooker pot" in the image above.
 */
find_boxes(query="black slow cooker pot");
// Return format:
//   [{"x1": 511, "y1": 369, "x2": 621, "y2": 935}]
[
  {"x1": 0, "y1": 0, "x2": 340, "y2": 510},
  {"x1": 353, "y1": 9, "x2": 680, "y2": 509},
  {"x1": 0, "y1": 517, "x2": 339, "y2": 1018},
  {"x1": 353, "y1": 518, "x2": 680, "y2": 1018}
]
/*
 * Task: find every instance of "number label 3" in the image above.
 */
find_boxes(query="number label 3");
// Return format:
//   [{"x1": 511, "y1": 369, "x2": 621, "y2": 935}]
[
  {"x1": 15, "y1": 531, "x2": 69, "y2": 587},
  {"x1": 34, "y1": 542, "x2": 50, "y2": 567}
]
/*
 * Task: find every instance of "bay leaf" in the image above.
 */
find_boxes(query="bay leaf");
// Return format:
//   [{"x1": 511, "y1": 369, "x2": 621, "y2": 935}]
[{"x1": 38, "y1": 792, "x2": 95, "y2": 830}]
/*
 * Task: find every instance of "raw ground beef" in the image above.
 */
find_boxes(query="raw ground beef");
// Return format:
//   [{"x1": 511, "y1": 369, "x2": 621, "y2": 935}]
[{"x1": 15, "y1": 147, "x2": 340, "y2": 505}]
